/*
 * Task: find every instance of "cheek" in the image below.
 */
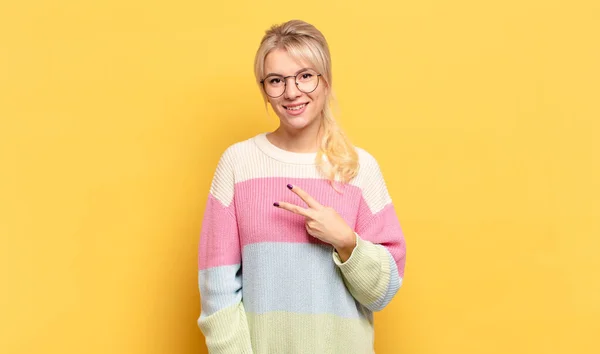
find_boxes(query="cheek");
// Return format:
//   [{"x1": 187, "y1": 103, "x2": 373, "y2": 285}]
[
  {"x1": 309, "y1": 92, "x2": 327, "y2": 112},
  {"x1": 267, "y1": 98, "x2": 282, "y2": 111}
]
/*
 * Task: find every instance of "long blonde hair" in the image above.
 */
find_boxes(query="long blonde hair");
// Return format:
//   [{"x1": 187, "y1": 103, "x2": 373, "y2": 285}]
[{"x1": 254, "y1": 19, "x2": 359, "y2": 190}]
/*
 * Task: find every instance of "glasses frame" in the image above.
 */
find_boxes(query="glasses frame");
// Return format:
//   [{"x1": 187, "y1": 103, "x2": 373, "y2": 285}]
[{"x1": 260, "y1": 71, "x2": 322, "y2": 98}]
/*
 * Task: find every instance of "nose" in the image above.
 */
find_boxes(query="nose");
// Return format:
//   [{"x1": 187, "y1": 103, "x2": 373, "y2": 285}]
[{"x1": 283, "y1": 77, "x2": 302, "y2": 100}]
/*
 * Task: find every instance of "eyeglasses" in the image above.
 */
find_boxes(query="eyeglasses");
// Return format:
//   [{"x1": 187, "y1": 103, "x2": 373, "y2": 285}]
[{"x1": 260, "y1": 69, "x2": 322, "y2": 98}]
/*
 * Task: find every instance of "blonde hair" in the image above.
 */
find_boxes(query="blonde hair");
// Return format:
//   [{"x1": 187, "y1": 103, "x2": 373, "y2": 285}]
[{"x1": 254, "y1": 19, "x2": 359, "y2": 190}]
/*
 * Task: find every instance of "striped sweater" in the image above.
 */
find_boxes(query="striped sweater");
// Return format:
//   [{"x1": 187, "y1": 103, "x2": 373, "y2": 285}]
[{"x1": 197, "y1": 132, "x2": 406, "y2": 354}]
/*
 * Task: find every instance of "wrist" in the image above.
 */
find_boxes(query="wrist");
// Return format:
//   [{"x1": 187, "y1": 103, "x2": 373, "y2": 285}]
[{"x1": 334, "y1": 230, "x2": 357, "y2": 262}]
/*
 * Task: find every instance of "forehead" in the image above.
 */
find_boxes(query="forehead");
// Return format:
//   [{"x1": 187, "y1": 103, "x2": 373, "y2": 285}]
[{"x1": 264, "y1": 48, "x2": 312, "y2": 75}]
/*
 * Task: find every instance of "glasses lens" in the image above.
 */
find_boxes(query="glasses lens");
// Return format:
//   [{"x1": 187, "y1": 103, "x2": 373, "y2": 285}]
[
  {"x1": 263, "y1": 75, "x2": 285, "y2": 97},
  {"x1": 296, "y1": 70, "x2": 319, "y2": 93}
]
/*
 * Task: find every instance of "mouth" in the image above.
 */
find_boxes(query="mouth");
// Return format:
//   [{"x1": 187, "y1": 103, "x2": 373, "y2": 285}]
[{"x1": 283, "y1": 103, "x2": 308, "y2": 111}]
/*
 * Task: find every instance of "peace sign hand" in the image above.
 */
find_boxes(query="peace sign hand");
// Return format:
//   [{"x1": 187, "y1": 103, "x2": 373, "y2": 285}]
[{"x1": 274, "y1": 184, "x2": 356, "y2": 261}]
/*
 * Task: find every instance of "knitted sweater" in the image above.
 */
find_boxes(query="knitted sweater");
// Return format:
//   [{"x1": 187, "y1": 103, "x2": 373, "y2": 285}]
[{"x1": 197, "y1": 132, "x2": 406, "y2": 354}]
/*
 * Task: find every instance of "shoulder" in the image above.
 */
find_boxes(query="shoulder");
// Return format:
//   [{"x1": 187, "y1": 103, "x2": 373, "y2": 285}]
[
  {"x1": 209, "y1": 136, "x2": 258, "y2": 203},
  {"x1": 220, "y1": 136, "x2": 255, "y2": 159},
  {"x1": 215, "y1": 134, "x2": 259, "y2": 166},
  {"x1": 351, "y1": 146, "x2": 393, "y2": 206},
  {"x1": 211, "y1": 135, "x2": 257, "y2": 181},
  {"x1": 352, "y1": 146, "x2": 385, "y2": 185},
  {"x1": 354, "y1": 146, "x2": 381, "y2": 171}
]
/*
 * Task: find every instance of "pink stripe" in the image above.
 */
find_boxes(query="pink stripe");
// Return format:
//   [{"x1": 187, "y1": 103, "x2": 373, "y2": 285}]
[
  {"x1": 356, "y1": 202, "x2": 407, "y2": 277},
  {"x1": 235, "y1": 177, "x2": 363, "y2": 247},
  {"x1": 198, "y1": 194, "x2": 241, "y2": 270}
]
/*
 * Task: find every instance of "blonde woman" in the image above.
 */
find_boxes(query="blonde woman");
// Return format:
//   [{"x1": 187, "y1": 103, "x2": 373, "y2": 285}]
[{"x1": 197, "y1": 19, "x2": 406, "y2": 353}]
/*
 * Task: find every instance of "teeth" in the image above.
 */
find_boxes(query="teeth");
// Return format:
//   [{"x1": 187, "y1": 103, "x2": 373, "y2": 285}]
[{"x1": 286, "y1": 103, "x2": 306, "y2": 111}]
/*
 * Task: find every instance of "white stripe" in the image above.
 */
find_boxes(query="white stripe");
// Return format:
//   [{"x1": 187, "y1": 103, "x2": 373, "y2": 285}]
[{"x1": 209, "y1": 133, "x2": 393, "y2": 214}]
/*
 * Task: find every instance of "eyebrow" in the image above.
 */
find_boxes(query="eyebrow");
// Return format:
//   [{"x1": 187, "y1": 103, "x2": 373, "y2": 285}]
[{"x1": 264, "y1": 67, "x2": 313, "y2": 77}]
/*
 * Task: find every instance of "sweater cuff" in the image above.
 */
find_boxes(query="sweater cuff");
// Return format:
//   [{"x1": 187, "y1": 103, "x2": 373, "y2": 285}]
[
  {"x1": 332, "y1": 232, "x2": 378, "y2": 271},
  {"x1": 332, "y1": 232, "x2": 391, "y2": 307},
  {"x1": 198, "y1": 302, "x2": 254, "y2": 353}
]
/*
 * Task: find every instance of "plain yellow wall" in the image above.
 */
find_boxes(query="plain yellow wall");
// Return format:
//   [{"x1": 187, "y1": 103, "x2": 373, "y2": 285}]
[{"x1": 1, "y1": 0, "x2": 598, "y2": 353}]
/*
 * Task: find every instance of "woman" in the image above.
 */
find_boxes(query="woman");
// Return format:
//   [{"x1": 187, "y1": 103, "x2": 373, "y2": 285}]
[{"x1": 197, "y1": 19, "x2": 406, "y2": 353}]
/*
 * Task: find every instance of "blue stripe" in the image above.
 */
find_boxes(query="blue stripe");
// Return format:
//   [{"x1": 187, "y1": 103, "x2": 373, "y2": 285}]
[
  {"x1": 242, "y1": 242, "x2": 368, "y2": 319},
  {"x1": 198, "y1": 264, "x2": 242, "y2": 318},
  {"x1": 367, "y1": 246, "x2": 402, "y2": 311}
]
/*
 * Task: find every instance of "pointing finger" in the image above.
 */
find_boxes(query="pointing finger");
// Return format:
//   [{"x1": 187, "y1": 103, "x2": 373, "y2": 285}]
[
  {"x1": 273, "y1": 201, "x2": 313, "y2": 218},
  {"x1": 286, "y1": 184, "x2": 322, "y2": 209}
]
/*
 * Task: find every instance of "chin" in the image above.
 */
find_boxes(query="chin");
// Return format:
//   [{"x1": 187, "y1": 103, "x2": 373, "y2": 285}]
[{"x1": 279, "y1": 114, "x2": 317, "y2": 130}]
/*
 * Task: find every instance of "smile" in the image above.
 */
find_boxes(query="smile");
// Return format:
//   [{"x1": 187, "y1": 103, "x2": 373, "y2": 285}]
[{"x1": 283, "y1": 103, "x2": 308, "y2": 111}]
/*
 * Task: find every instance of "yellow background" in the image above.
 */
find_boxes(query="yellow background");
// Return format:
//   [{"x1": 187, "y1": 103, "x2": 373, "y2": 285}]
[{"x1": 1, "y1": 0, "x2": 598, "y2": 353}]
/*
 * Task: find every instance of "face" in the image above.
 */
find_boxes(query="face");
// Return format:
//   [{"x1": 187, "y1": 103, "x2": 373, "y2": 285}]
[{"x1": 262, "y1": 48, "x2": 328, "y2": 132}]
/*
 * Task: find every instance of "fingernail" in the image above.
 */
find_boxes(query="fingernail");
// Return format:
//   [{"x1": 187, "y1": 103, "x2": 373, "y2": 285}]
[
  {"x1": 273, "y1": 202, "x2": 279, "y2": 207},
  {"x1": 287, "y1": 184, "x2": 293, "y2": 189}
]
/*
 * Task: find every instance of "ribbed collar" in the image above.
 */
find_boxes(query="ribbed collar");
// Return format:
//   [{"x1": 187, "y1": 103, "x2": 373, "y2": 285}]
[{"x1": 253, "y1": 132, "x2": 318, "y2": 165}]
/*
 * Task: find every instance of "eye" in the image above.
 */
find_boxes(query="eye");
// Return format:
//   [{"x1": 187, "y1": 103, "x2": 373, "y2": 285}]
[{"x1": 300, "y1": 73, "x2": 313, "y2": 80}]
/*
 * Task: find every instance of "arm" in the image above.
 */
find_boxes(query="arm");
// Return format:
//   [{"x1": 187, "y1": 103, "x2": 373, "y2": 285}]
[
  {"x1": 332, "y1": 155, "x2": 406, "y2": 312},
  {"x1": 197, "y1": 149, "x2": 253, "y2": 353}
]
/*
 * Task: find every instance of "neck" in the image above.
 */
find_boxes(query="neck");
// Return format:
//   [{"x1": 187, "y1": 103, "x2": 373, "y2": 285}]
[{"x1": 268, "y1": 120, "x2": 322, "y2": 153}]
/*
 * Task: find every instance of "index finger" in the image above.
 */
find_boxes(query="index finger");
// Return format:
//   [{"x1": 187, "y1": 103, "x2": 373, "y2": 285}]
[
  {"x1": 287, "y1": 184, "x2": 322, "y2": 209},
  {"x1": 274, "y1": 201, "x2": 313, "y2": 218}
]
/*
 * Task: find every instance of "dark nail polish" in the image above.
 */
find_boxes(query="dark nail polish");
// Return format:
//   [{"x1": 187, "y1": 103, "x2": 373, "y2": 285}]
[
  {"x1": 273, "y1": 202, "x2": 279, "y2": 207},
  {"x1": 287, "y1": 184, "x2": 293, "y2": 189}
]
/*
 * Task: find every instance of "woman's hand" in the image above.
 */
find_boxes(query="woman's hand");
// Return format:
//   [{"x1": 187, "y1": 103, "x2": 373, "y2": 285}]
[{"x1": 274, "y1": 183, "x2": 356, "y2": 261}]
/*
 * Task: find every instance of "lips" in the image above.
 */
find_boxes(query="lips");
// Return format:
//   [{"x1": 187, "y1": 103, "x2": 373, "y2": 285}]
[
  {"x1": 282, "y1": 102, "x2": 308, "y2": 116},
  {"x1": 283, "y1": 103, "x2": 308, "y2": 111}
]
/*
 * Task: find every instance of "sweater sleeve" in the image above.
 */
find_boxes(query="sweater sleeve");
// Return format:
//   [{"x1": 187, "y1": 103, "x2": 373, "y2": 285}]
[
  {"x1": 332, "y1": 152, "x2": 406, "y2": 312},
  {"x1": 197, "y1": 148, "x2": 253, "y2": 353}
]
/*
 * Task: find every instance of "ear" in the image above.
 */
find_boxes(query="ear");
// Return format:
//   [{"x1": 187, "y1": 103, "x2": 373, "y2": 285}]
[
  {"x1": 323, "y1": 80, "x2": 330, "y2": 96},
  {"x1": 326, "y1": 82, "x2": 333, "y2": 99}
]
